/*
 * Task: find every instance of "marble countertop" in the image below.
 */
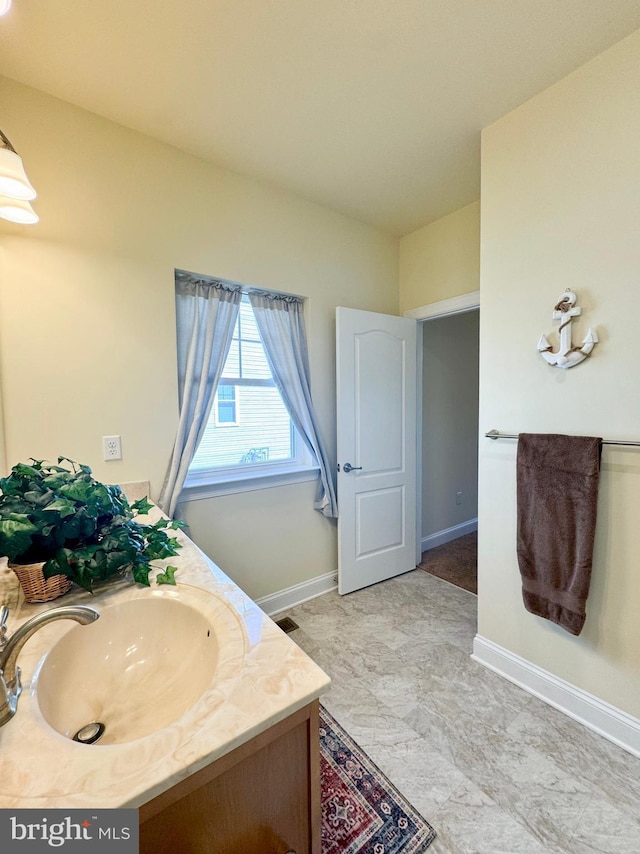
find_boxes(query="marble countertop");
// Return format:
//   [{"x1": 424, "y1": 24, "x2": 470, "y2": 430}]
[{"x1": 0, "y1": 496, "x2": 330, "y2": 809}]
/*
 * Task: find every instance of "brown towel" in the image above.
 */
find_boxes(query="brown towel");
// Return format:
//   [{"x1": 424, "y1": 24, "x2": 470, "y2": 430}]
[{"x1": 516, "y1": 433, "x2": 602, "y2": 636}]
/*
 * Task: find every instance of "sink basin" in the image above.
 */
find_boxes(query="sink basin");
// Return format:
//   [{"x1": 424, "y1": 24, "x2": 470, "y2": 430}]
[{"x1": 33, "y1": 585, "x2": 246, "y2": 745}]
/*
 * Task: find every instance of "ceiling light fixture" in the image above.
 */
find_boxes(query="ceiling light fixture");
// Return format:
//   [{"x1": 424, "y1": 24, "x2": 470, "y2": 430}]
[
  {"x1": 0, "y1": 128, "x2": 38, "y2": 224},
  {"x1": 0, "y1": 194, "x2": 38, "y2": 225},
  {"x1": 0, "y1": 0, "x2": 11, "y2": 17}
]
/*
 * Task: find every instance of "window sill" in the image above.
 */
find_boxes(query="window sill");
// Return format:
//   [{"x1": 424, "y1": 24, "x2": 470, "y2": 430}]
[{"x1": 180, "y1": 465, "x2": 320, "y2": 502}]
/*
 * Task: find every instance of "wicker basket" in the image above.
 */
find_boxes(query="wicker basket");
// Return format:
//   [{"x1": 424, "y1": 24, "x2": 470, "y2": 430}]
[{"x1": 10, "y1": 561, "x2": 72, "y2": 603}]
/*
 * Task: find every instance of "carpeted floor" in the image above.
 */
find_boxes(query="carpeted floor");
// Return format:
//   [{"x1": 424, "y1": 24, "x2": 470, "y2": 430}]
[{"x1": 418, "y1": 531, "x2": 477, "y2": 593}]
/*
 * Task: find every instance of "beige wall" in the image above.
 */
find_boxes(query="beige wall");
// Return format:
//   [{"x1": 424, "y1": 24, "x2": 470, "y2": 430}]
[
  {"x1": 422, "y1": 310, "x2": 479, "y2": 539},
  {"x1": 0, "y1": 76, "x2": 398, "y2": 600},
  {"x1": 399, "y1": 200, "x2": 480, "y2": 313},
  {"x1": 478, "y1": 30, "x2": 640, "y2": 716}
]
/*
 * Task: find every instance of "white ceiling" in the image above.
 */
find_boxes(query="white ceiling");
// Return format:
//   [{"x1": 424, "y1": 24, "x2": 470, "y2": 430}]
[{"x1": 2, "y1": 1, "x2": 640, "y2": 236}]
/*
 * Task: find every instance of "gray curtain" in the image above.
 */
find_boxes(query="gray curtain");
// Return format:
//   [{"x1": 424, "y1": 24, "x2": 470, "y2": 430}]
[
  {"x1": 158, "y1": 275, "x2": 242, "y2": 517},
  {"x1": 248, "y1": 291, "x2": 338, "y2": 518}
]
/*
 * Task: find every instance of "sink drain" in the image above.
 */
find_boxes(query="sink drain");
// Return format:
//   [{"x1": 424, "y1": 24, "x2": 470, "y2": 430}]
[{"x1": 73, "y1": 721, "x2": 105, "y2": 745}]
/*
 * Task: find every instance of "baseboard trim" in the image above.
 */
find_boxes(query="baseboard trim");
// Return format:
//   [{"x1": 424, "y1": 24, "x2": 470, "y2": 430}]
[
  {"x1": 256, "y1": 571, "x2": 338, "y2": 617},
  {"x1": 472, "y1": 635, "x2": 640, "y2": 759},
  {"x1": 421, "y1": 518, "x2": 477, "y2": 552}
]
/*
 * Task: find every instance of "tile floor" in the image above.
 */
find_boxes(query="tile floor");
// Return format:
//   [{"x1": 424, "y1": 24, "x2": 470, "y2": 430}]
[{"x1": 280, "y1": 569, "x2": 640, "y2": 853}]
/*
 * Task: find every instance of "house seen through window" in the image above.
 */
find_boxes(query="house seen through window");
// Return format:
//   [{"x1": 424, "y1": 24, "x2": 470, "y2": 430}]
[
  {"x1": 215, "y1": 385, "x2": 237, "y2": 425},
  {"x1": 189, "y1": 293, "x2": 303, "y2": 475}
]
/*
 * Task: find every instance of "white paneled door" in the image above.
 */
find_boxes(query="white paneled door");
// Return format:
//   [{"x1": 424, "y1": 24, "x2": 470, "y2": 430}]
[{"x1": 336, "y1": 307, "x2": 418, "y2": 595}]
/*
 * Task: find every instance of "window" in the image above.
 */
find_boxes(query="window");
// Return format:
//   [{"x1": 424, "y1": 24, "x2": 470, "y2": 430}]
[
  {"x1": 184, "y1": 292, "x2": 317, "y2": 498},
  {"x1": 215, "y1": 385, "x2": 237, "y2": 425}
]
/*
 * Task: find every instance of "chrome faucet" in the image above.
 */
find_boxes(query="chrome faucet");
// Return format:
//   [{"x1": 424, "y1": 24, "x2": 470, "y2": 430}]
[{"x1": 0, "y1": 604, "x2": 99, "y2": 727}]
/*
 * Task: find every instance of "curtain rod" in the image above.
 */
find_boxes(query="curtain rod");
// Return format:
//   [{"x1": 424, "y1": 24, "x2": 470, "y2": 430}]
[{"x1": 485, "y1": 429, "x2": 640, "y2": 447}]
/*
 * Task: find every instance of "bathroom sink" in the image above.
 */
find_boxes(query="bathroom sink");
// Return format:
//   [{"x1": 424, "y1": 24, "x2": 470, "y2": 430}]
[{"x1": 33, "y1": 585, "x2": 246, "y2": 745}]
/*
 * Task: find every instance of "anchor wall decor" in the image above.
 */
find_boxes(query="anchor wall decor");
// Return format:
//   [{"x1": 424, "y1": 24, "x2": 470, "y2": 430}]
[{"x1": 536, "y1": 289, "x2": 598, "y2": 369}]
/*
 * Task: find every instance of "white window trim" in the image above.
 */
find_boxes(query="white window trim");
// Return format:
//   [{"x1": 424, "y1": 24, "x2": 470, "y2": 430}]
[
  {"x1": 181, "y1": 462, "x2": 320, "y2": 501},
  {"x1": 213, "y1": 385, "x2": 239, "y2": 427}
]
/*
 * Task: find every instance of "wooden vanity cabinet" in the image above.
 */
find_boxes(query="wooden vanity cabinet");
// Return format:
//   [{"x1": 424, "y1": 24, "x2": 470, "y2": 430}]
[{"x1": 139, "y1": 700, "x2": 321, "y2": 854}]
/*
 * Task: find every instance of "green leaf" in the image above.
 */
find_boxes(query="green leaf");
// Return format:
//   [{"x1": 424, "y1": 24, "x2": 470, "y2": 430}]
[
  {"x1": 42, "y1": 472, "x2": 72, "y2": 488},
  {"x1": 0, "y1": 516, "x2": 38, "y2": 562},
  {"x1": 44, "y1": 544, "x2": 104, "y2": 591},
  {"x1": 58, "y1": 479, "x2": 94, "y2": 503},
  {"x1": 11, "y1": 463, "x2": 43, "y2": 479},
  {"x1": 23, "y1": 489, "x2": 54, "y2": 507},
  {"x1": 53, "y1": 457, "x2": 92, "y2": 476},
  {"x1": 104, "y1": 549, "x2": 133, "y2": 575},
  {"x1": 58, "y1": 510, "x2": 97, "y2": 543},
  {"x1": 60, "y1": 480, "x2": 115, "y2": 516},
  {"x1": 143, "y1": 531, "x2": 181, "y2": 561},
  {"x1": 131, "y1": 497, "x2": 153, "y2": 515},
  {"x1": 132, "y1": 563, "x2": 151, "y2": 586},
  {"x1": 42, "y1": 497, "x2": 77, "y2": 518},
  {"x1": 156, "y1": 565, "x2": 178, "y2": 585}
]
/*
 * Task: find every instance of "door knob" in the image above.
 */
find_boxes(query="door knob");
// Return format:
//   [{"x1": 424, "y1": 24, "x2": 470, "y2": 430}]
[{"x1": 342, "y1": 463, "x2": 362, "y2": 473}]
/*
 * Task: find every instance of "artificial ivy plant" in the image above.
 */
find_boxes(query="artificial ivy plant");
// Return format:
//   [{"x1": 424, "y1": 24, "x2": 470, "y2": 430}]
[{"x1": 0, "y1": 457, "x2": 182, "y2": 592}]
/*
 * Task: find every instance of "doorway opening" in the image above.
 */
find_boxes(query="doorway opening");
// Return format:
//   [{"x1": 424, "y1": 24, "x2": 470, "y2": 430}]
[{"x1": 412, "y1": 294, "x2": 479, "y2": 595}]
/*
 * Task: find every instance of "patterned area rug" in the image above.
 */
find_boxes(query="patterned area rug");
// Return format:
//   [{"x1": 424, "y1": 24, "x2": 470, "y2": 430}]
[{"x1": 320, "y1": 706, "x2": 436, "y2": 853}]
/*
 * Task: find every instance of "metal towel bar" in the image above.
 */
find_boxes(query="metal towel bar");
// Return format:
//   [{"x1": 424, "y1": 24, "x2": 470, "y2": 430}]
[{"x1": 485, "y1": 429, "x2": 640, "y2": 447}]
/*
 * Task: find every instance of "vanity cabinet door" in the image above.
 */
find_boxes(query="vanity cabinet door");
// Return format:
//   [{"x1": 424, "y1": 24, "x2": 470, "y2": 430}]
[{"x1": 139, "y1": 701, "x2": 321, "y2": 854}]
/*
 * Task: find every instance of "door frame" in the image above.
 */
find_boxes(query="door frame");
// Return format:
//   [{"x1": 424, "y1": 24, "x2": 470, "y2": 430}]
[{"x1": 404, "y1": 290, "x2": 480, "y2": 564}]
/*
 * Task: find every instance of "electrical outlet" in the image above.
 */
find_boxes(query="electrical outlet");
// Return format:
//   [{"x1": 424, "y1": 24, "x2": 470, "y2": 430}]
[
  {"x1": 456, "y1": 490, "x2": 463, "y2": 506},
  {"x1": 102, "y1": 435, "x2": 122, "y2": 461}
]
